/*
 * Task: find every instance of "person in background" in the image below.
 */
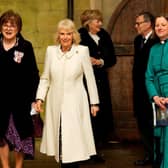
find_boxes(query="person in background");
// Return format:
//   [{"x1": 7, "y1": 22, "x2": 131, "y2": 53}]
[
  {"x1": 146, "y1": 15, "x2": 168, "y2": 168},
  {"x1": 0, "y1": 10, "x2": 39, "y2": 168},
  {"x1": 133, "y1": 11, "x2": 159, "y2": 166},
  {"x1": 34, "y1": 19, "x2": 99, "y2": 168},
  {"x1": 78, "y1": 9, "x2": 116, "y2": 163}
]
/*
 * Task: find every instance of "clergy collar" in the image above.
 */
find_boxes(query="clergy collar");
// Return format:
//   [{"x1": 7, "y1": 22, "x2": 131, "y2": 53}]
[{"x1": 160, "y1": 39, "x2": 168, "y2": 44}]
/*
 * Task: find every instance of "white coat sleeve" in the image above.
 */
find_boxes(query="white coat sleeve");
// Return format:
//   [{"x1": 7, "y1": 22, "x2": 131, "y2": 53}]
[
  {"x1": 36, "y1": 46, "x2": 51, "y2": 101},
  {"x1": 82, "y1": 46, "x2": 99, "y2": 105}
]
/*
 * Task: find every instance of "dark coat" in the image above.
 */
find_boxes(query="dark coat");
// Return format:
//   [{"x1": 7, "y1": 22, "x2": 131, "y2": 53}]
[
  {"x1": 78, "y1": 27, "x2": 116, "y2": 142},
  {"x1": 133, "y1": 34, "x2": 159, "y2": 120},
  {"x1": 0, "y1": 34, "x2": 39, "y2": 140}
]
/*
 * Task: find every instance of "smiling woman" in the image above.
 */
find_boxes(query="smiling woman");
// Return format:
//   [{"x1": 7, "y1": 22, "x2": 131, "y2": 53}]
[
  {"x1": 0, "y1": 9, "x2": 39, "y2": 168},
  {"x1": 59, "y1": 31, "x2": 73, "y2": 52},
  {"x1": 78, "y1": 9, "x2": 116, "y2": 163},
  {"x1": 34, "y1": 18, "x2": 99, "y2": 168},
  {"x1": 0, "y1": 11, "x2": 21, "y2": 51},
  {"x1": 145, "y1": 15, "x2": 168, "y2": 168}
]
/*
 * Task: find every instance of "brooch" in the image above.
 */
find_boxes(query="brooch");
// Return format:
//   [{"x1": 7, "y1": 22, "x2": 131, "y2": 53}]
[{"x1": 13, "y1": 50, "x2": 24, "y2": 63}]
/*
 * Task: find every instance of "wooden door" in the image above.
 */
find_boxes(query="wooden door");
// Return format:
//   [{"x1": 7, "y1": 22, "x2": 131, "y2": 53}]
[{"x1": 107, "y1": 0, "x2": 168, "y2": 140}]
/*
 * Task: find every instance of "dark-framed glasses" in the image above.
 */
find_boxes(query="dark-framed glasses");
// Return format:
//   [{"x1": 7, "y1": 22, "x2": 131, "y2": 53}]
[
  {"x1": 2, "y1": 23, "x2": 17, "y2": 30},
  {"x1": 135, "y1": 21, "x2": 146, "y2": 26}
]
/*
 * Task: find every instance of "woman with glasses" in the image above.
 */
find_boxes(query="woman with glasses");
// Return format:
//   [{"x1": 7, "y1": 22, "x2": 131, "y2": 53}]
[{"x1": 0, "y1": 10, "x2": 39, "y2": 168}]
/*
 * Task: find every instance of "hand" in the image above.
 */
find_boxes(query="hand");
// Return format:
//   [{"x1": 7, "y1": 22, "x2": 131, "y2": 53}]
[
  {"x1": 90, "y1": 57, "x2": 102, "y2": 66},
  {"x1": 164, "y1": 97, "x2": 168, "y2": 104},
  {"x1": 91, "y1": 105, "x2": 99, "y2": 117},
  {"x1": 153, "y1": 96, "x2": 167, "y2": 110},
  {"x1": 33, "y1": 99, "x2": 44, "y2": 113}
]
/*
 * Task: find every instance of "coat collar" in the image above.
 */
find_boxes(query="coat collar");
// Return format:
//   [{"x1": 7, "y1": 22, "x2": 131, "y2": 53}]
[{"x1": 57, "y1": 44, "x2": 78, "y2": 59}]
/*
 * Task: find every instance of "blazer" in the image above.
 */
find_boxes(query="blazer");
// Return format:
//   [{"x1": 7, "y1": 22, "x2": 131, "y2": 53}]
[{"x1": 133, "y1": 33, "x2": 159, "y2": 119}]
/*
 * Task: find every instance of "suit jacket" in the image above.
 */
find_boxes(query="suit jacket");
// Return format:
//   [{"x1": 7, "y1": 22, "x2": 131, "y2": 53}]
[{"x1": 133, "y1": 33, "x2": 159, "y2": 119}]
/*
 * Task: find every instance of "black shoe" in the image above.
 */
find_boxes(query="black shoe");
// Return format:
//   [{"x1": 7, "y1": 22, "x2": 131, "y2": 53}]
[
  {"x1": 89, "y1": 154, "x2": 105, "y2": 164},
  {"x1": 134, "y1": 157, "x2": 152, "y2": 166}
]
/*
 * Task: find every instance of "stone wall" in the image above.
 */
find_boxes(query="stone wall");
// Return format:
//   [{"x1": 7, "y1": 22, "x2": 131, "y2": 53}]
[
  {"x1": 0, "y1": 0, "x2": 93, "y2": 73},
  {"x1": 0, "y1": 0, "x2": 121, "y2": 73},
  {"x1": 0, "y1": 0, "x2": 67, "y2": 73}
]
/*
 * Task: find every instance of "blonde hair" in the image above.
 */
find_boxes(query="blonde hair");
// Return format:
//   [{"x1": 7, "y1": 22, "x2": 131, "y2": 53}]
[
  {"x1": 55, "y1": 18, "x2": 81, "y2": 45},
  {"x1": 80, "y1": 9, "x2": 103, "y2": 28}
]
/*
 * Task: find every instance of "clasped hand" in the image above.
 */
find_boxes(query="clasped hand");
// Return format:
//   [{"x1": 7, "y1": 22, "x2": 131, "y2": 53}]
[
  {"x1": 153, "y1": 96, "x2": 168, "y2": 110},
  {"x1": 32, "y1": 100, "x2": 43, "y2": 113},
  {"x1": 90, "y1": 57, "x2": 102, "y2": 66}
]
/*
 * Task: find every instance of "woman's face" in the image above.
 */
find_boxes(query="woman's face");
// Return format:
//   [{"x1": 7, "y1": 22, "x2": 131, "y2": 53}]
[
  {"x1": 155, "y1": 16, "x2": 168, "y2": 41},
  {"x1": 59, "y1": 28, "x2": 73, "y2": 50},
  {"x1": 88, "y1": 19, "x2": 102, "y2": 34},
  {"x1": 1, "y1": 20, "x2": 18, "y2": 41}
]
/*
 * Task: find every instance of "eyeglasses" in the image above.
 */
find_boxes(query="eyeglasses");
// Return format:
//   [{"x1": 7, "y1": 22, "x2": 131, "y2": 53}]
[
  {"x1": 2, "y1": 24, "x2": 17, "y2": 29},
  {"x1": 135, "y1": 21, "x2": 146, "y2": 26}
]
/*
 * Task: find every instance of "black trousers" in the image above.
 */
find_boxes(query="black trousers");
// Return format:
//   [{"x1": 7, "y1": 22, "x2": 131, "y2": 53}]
[
  {"x1": 136, "y1": 117, "x2": 153, "y2": 160},
  {"x1": 61, "y1": 162, "x2": 79, "y2": 168}
]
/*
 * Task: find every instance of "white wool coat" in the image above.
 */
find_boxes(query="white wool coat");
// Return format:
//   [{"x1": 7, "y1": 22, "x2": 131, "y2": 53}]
[{"x1": 36, "y1": 44, "x2": 99, "y2": 163}]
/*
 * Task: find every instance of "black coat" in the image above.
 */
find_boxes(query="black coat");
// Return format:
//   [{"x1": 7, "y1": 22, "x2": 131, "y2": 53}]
[
  {"x1": 78, "y1": 27, "x2": 116, "y2": 142},
  {"x1": 133, "y1": 34, "x2": 159, "y2": 120},
  {"x1": 0, "y1": 34, "x2": 39, "y2": 139}
]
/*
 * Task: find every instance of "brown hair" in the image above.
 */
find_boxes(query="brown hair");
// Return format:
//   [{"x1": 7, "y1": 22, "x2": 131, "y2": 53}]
[
  {"x1": 0, "y1": 9, "x2": 22, "y2": 32},
  {"x1": 80, "y1": 9, "x2": 103, "y2": 28}
]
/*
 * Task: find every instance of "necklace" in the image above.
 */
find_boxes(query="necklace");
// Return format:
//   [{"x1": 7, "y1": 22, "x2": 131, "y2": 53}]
[{"x1": 3, "y1": 38, "x2": 17, "y2": 51}]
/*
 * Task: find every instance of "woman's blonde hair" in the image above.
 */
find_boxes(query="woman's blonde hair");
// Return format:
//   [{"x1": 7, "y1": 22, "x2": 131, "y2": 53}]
[
  {"x1": 55, "y1": 18, "x2": 81, "y2": 45},
  {"x1": 80, "y1": 9, "x2": 103, "y2": 28}
]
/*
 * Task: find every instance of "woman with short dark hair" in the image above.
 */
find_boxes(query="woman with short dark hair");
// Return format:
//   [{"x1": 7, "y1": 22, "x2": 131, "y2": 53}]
[{"x1": 0, "y1": 10, "x2": 39, "y2": 168}]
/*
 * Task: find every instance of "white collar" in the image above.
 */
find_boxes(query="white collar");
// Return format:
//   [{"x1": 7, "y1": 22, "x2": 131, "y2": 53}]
[
  {"x1": 57, "y1": 44, "x2": 78, "y2": 59},
  {"x1": 88, "y1": 32, "x2": 100, "y2": 45},
  {"x1": 143, "y1": 31, "x2": 153, "y2": 43}
]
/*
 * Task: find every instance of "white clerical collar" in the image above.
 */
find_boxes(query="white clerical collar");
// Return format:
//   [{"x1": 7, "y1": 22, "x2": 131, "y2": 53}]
[{"x1": 160, "y1": 39, "x2": 168, "y2": 44}]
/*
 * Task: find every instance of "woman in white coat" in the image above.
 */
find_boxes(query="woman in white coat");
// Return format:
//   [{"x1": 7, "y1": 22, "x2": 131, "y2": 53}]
[{"x1": 34, "y1": 19, "x2": 99, "y2": 168}]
